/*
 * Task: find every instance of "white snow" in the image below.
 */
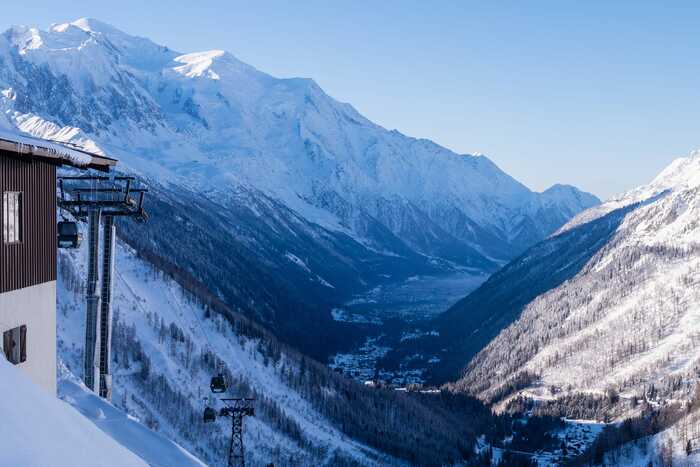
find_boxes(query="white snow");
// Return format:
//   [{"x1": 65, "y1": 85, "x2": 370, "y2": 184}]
[
  {"x1": 0, "y1": 358, "x2": 147, "y2": 467},
  {"x1": 58, "y1": 370, "x2": 206, "y2": 467},
  {"x1": 0, "y1": 128, "x2": 95, "y2": 166},
  {"x1": 174, "y1": 50, "x2": 225, "y2": 80},
  {"x1": 284, "y1": 252, "x2": 311, "y2": 273}
]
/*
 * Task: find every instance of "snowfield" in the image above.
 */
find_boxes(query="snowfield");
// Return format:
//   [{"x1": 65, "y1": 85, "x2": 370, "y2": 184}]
[
  {"x1": 58, "y1": 369, "x2": 206, "y2": 467},
  {"x1": 0, "y1": 358, "x2": 147, "y2": 467}
]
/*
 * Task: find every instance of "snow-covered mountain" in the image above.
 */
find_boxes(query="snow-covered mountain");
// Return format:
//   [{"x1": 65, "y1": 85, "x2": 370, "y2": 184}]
[
  {"x1": 0, "y1": 18, "x2": 597, "y2": 354},
  {"x1": 436, "y1": 150, "x2": 700, "y2": 416}
]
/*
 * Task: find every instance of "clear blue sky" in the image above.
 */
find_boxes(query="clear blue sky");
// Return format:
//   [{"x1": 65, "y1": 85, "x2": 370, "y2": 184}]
[{"x1": 3, "y1": 1, "x2": 700, "y2": 199}]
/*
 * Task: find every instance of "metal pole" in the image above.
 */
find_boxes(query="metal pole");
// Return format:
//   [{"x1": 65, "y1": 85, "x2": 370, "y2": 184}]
[
  {"x1": 98, "y1": 216, "x2": 116, "y2": 400},
  {"x1": 228, "y1": 412, "x2": 245, "y2": 467},
  {"x1": 83, "y1": 208, "x2": 101, "y2": 391}
]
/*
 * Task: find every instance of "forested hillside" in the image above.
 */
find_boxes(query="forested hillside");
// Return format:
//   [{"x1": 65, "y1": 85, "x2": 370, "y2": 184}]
[{"x1": 445, "y1": 152, "x2": 700, "y2": 420}]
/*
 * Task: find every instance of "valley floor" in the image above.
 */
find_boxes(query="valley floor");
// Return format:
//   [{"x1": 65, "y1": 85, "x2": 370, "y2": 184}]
[{"x1": 328, "y1": 271, "x2": 487, "y2": 385}]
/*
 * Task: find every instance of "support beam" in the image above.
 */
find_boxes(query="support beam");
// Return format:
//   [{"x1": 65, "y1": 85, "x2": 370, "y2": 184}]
[
  {"x1": 98, "y1": 216, "x2": 116, "y2": 400},
  {"x1": 83, "y1": 208, "x2": 101, "y2": 391}
]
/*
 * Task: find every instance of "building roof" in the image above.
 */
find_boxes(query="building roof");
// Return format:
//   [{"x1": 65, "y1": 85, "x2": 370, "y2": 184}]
[{"x1": 0, "y1": 131, "x2": 117, "y2": 171}]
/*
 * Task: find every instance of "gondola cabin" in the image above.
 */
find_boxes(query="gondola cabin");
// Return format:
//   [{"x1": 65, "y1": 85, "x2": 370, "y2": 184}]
[
  {"x1": 57, "y1": 221, "x2": 82, "y2": 248},
  {"x1": 203, "y1": 406, "x2": 217, "y2": 423},
  {"x1": 0, "y1": 132, "x2": 115, "y2": 394},
  {"x1": 210, "y1": 374, "x2": 227, "y2": 393}
]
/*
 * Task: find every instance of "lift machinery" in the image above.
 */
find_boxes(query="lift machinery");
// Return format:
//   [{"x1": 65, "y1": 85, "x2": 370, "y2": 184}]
[{"x1": 58, "y1": 175, "x2": 147, "y2": 400}]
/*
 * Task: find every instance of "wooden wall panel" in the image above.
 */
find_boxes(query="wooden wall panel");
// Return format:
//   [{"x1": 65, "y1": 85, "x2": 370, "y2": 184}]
[{"x1": 0, "y1": 150, "x2": 57, "y2": 293}]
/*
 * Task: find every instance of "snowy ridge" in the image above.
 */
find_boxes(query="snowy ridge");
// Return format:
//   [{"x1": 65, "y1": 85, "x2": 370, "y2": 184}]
[{"x1": 558, "y1": 149, "x2": 700, "y2": 235}]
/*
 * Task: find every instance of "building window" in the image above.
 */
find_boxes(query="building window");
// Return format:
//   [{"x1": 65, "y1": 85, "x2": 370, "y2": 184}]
[
  {"x1": 2, "y1": 325, "x2": 27, "y2": 364},
  {"x1": 3, "y1": 191, "x2": 22, "y2": 244}
]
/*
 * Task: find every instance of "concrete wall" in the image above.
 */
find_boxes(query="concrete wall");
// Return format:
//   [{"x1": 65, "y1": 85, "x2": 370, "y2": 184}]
[{"x1": 0, "y1": 281, "x2": 56, "y2": 394}]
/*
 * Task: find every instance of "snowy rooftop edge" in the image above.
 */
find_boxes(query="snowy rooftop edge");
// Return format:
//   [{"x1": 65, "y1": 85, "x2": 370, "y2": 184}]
[{"x1": 0, "y1": 130, "x2": 117, "y2": 169}]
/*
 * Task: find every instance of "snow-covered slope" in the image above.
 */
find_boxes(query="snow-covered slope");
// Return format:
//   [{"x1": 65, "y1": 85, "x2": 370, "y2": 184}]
[
  {"x1": 58, "y1": 371, "x2": 207, "y2": 467},
  {"x1": 0, "y1": 18, "x2": 597, "y2": 353},
  {"x1": 57, "y1": 242, "x2": 390, "y2": 466},
  {"x1": 0, "y1": 357, "x2": 164, "y2": 467},
  {"x1": 601, "y1": 408, "x2": 700, "y2": 466},
  {"x1": 446, "y1": 150, "x2": 700, "y2": 414},
  {"x1": 56, "y1": 231, "x2": 484, "y2": 466}
]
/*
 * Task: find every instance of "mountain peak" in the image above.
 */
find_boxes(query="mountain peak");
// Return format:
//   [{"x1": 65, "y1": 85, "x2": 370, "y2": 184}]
[
  {"x1": 543, "y1": 183, "x2": 575, "y2": 192},
  {"x1": 69, "y1": 17, "x2": 108, "y2": 32},
  {"x1": 539, "y1": 183, "x2": 600, "y2": 208},
  {"x1": 648, "y1": 149, "x2": 700, "y2": 192},
  {"x1": 51, "y1": 18, "x2": 130, "y2": 38}
]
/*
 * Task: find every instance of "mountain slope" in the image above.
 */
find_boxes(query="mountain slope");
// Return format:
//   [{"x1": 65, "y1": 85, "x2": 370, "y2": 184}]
[
  {"x1": 442, "y1": 151, "x2": 700, "y2": 414},
  {"x1": 0, "y1": 18, "x2": 597, "y2": 356},
  {"x1": 57, "y1": 231, "x2": 498, "y2": 466}
]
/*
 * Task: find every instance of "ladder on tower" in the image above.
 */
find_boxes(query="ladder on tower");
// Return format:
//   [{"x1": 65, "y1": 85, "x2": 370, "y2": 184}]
[
  {"x1": 98, "y1": 215, "x2": 116, "y2": 399},
  {"x1": 84, "y1": 208, "x2": 101, "y2": 391}
]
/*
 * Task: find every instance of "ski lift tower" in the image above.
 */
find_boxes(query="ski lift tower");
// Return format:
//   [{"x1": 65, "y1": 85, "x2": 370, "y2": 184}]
[
  {"x1": 221, "y1": 398, "x2": 255, "y2": 467},
  {"x1": 204, "y1": 397, "x2": 256, "y2": 467},
  {"x1": 58, "y1": 175, "x2": 147, "y2": 400},
  {"x1": 204, "y1": 373, "x2": 255, "y2": 467}
]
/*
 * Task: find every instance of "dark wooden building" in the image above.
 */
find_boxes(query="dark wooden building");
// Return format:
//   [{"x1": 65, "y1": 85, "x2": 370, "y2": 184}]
[{"x1": 0, "y1": 132, "x2": 115, "y2": 393}]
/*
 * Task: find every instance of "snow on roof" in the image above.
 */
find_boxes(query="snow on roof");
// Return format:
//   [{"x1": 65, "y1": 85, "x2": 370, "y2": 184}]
[{"x1": 0, "y1": 130, "x2": 117, "y2": 170}]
